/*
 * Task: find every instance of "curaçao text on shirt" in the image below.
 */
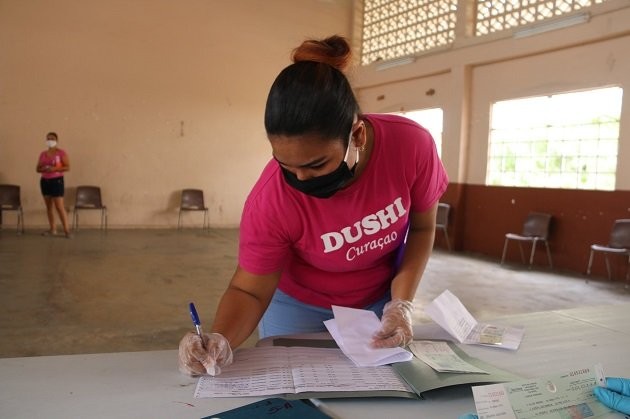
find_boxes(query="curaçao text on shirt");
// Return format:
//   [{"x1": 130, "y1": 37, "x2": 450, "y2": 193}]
[{"x1": 320, "y1": 197, "x2": 407, "y2": 261}]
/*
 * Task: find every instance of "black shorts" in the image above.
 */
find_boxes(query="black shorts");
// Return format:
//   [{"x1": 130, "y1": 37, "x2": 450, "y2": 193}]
[{"x1": 40, "y1": 177, "x2": 65, "y2": 197}]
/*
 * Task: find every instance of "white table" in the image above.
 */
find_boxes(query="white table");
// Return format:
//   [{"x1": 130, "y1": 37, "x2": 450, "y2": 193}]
[{"x1": 1, "y1": 303, "x2": 629, "y2": 419}]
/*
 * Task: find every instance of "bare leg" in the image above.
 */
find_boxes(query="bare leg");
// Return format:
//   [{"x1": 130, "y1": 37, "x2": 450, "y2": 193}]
[
  {"x1": 52, "y1": 197, "x2": 70, "y2": 235},
  {"x1": 43, "y1": 196, "x2": 56, "y2": 233}
]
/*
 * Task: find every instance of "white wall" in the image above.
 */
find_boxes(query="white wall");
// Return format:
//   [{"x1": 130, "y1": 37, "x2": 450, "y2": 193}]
[{"x1": 354, "y1": 1, "x2": 630, "y2": 190}]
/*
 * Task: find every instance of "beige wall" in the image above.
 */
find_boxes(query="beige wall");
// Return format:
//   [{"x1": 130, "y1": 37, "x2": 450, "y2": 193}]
[
  {"x1": 0, "y1": 0, "x2": 352, "y2": 228},
  {"x1": 354, "y1": 0, "x2": 630, "y2": 190},
  {"x1": 3, "y1": 0, "x2": 630, "y2": 230}
]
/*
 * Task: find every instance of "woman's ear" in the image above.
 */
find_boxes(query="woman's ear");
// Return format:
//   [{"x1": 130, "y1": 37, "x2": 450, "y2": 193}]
[{"x1": 351, "y1": 120, "x2": 366, "y2": 149}]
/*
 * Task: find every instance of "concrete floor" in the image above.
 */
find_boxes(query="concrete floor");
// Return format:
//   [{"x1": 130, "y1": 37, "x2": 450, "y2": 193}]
[{"x1": 1, "y1": 228, "x2": 629, "y2": 358}]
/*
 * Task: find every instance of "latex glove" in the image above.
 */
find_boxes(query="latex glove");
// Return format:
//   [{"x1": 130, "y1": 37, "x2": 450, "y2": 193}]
[
  {"x1": 458, "y1": 415, "x2": 478, "y2": 419},
  {"x1": 178, "y1": 332, "x2": 233, "y2": 376},
  {"x1": 372, "y1": 298, "x2": 414, "y2": 348},
  {"x1": 593, "y1": 377, "x2": 630, "y2": 415}
]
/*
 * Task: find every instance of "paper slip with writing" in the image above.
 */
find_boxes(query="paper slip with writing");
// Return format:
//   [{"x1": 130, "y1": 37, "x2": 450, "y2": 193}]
[
  {"x1": 409, "y1": 340, "x2": 489, "y2": 374},
  {"x1": 471, "y1": 364, "x2": 610, "y2": 419},
  {"x1": 324, "y1": 305, "x2": 412, "y2": 367},
  {"x1": 424, "y1": 290, "x2": 525, "y2": 350}
]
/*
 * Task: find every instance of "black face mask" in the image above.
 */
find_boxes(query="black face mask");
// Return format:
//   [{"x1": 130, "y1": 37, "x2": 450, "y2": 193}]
[{"x1": 281, "y1": 160, "x2": 356, "y2": 198}]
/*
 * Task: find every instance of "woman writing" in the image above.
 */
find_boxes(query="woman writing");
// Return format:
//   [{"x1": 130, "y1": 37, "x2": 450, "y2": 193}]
[
  {"x1": 36, "y1": 132, "x2": 71, "y2": 238},
  {"x1": 179, "y1": 35, "x2": 448, "y2": 375}
]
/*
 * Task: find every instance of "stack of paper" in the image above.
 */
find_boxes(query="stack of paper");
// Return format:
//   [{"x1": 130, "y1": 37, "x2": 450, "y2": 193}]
[{"x1": 424, "y1": 290, "x2": 525, "y2": 350}]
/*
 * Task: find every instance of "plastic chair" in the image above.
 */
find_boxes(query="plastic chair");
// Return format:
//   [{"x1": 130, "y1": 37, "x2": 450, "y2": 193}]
[
  {"x1": 178, "y1": 189, "x2": 209, "y2": 231},
  {"x1": 435, "y1": 203, "x2": 451, "y2": 250},
  {"x1": 586, "y1": 219, "x2": 630, "y2": 283},
  {"x1": 72, "y1": 186, "x2": 107, "y2": 231},
  {"x1": 0, "y1": 184, "x2": 25, "y2": 234},
  {"x1": 501, "y1": 212, "x2": 553, "y2": 268}
]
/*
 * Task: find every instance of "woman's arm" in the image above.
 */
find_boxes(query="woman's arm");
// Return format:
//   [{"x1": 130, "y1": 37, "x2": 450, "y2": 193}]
[
  {"x1": 59, "y1": 152, "x2": 70, "y2": 172},
  {"x1": 390, "y1": 202, "x2": 438, "y2": 300},
  {"x1": 36, "y1": 154, "x2": 47, "y2": 173},
  {"x1": 210, "y1": 265, "x2": 281, "y2": 349},
  {"x1": 372, "y1": 202, "x2": 438, "y2": 348}
]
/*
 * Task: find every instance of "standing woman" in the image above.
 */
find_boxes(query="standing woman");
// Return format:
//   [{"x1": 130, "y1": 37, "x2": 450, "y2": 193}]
[
  {"x1": 179, "y1": 35, "x2": 448, "y2": 376},
  {"x1": 36, "y1": 132, "x2": 71, "y2": 237}
]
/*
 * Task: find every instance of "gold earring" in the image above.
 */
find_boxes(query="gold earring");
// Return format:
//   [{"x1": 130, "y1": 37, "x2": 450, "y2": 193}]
[{"x1": 359, "y1": 144, "x2": 366, "y2": 152}]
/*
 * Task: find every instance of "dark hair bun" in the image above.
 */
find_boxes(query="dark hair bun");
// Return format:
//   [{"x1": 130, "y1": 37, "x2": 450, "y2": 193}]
[{"x1": 292, "y1": 35, "x2": 352, "y2": 72}]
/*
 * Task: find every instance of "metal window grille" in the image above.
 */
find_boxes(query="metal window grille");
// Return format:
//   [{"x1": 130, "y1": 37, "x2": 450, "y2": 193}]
[
  {"x1": 475, "y1": 0, "x2": 607, "y2": 36},
  {"x1": 361, "y1": 0, "x2": 458, "y2": 66}
]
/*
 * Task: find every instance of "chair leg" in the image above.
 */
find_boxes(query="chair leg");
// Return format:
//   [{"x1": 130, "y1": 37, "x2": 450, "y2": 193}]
[
  {"x1": 586, "y1": 249, "x2": 595, "y2": 275},
  {"x1": 528, "y1": 240, "x2": 538, "y2": 268},
  {"x1": 501, "y1": 238, "x2": 509, "y2": 265},
  {"x1": 604, "y1": 255, "x2": 612, "y2": 280},
  {"x1": 518, "y1": 242, "x2": 526, "y2": 264},
  {"x1": 585, "y1": 249, "x2": 595, "y2": 283},
  {"x1": 203, "y1": 210, "x2": 209, "y2": 232},
  {"x1": 100, "y1": 208, "x2": 108, "y2": 232},
  {"x1": 443, "y1": 228, "x2": 451, "y2": 251},
  {"x1": 18, "y1": 208, "x2": 24, "y2": 234},
  {"x1": 544, "y1": 241, "x2": 553, "y2": 268},
  {"x1": 177, "y1": 211, "x2": 183, "y2": 230}
]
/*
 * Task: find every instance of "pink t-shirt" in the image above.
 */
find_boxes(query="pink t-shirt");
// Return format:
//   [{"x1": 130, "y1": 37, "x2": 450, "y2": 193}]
[
  {"x1": 38, "y1": 149, "x2": 67, "y2": 179},
  {"x1": 239, "y1": 114, "x2": 448, "y2": 308}
]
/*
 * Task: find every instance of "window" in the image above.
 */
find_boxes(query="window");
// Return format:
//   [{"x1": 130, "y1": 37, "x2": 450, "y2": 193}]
[
  {"x1": 486, "y1": 87, "x2": 622, "y2": 190},
  {"x1": 475, "y1": 0, "x2": 609, "y2": 36},
  {"x1": 392, "y1": 108, "x2": 443, "y2": 157},
  {"x1": 361, "y1": 0, "x2": 458, "y2": 66}
]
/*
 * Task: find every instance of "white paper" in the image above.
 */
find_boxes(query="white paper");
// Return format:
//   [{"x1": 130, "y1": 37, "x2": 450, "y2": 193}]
[
  {"x1": 324, "y1": 305, "x2": 412, "y2": 367},
  {"x1": 409, "y1": 340, "x2": 489, "y2": 374},
  {"x1": 424, "y1": 290, "x2": 525, "y2": 350},
  {"x1": 194, "y1": 346, "x2": 413, "y2": 398}
]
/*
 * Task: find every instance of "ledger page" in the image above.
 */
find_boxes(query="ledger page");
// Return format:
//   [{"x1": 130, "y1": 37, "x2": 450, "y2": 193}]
[{"x1": 194, "y1": 346, "x2": 412, "y2": 398}]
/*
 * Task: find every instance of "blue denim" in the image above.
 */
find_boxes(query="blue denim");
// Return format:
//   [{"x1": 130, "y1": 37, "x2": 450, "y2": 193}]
[{"x1": 258, "y1": 288, "x2": 390, "y2": 339}]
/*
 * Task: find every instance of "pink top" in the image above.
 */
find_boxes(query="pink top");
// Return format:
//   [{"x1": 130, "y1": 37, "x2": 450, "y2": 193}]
[
  {"x1": 38, "y1": 149, "x2": 67, "y2": 179},
  {"x1": 239, "y1": 114, "x2": 449, "y2": 308}
]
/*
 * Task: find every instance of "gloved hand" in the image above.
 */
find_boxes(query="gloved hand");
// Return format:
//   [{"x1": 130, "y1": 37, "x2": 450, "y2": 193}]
[
  {"x1": 458, "y1": 414, "x2": 478, "y2": 419},
  {"x1": 372, "y1": 298, "x2": 414, "y2": 348},
  {"x1": 593, "y1": 377, "x2": 630, "y2": 415},
  {"x1": 178, "y1": 332, "x2": 233, "y2": 376}
]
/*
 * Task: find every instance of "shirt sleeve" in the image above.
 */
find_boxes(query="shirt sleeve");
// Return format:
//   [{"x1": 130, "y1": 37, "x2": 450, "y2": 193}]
[
  {"x1": 409, "y1": 128, "x2": 449, "y2": 212},
  {"x1": 238, "y1": 168, "x2": 293, "y2": 275}
]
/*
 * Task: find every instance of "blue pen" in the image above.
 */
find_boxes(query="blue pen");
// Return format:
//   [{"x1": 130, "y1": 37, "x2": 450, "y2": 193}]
[{"x1": 189, "y1": 302, "x2": 206, "y2": 348}]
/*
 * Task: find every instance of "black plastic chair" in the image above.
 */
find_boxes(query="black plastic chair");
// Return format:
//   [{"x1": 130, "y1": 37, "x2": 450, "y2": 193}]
[
  {"x1": 72, "y1": 186, "x2": 107, "y2": 231},
  {"x1": 178, "y1": 189, "x2": 209, "y2": 231},
  {"x1": 586, "y1": 219, "x2": 630, "y2": 283},
  {"x1": 501, "y1": 212, "x2": 553, "y2": 268},
  {"x1": 435, "y1": 203, "x2": 451, "y2": 250},
  {"x1": 0, "y1": 184, "x2": 25, "y2": 234}
]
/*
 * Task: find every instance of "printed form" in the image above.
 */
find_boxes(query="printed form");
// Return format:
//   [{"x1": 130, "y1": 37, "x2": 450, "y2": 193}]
[{"x1": 471, "y1": 364, "x2": 612, "y2": 419}]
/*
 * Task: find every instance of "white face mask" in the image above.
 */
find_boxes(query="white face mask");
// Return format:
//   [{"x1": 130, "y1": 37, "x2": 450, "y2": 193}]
[{"x1": 46, "y1": 140, "x2": 57, "y2": 148}]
